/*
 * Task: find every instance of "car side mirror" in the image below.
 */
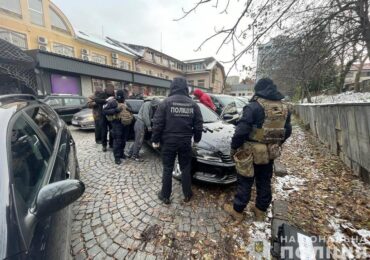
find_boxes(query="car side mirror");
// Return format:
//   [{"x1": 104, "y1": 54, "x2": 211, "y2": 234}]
[
  {"x1": 223, "y1": 114, "x2": 234, "y2": 120},
  {"x1": 33, "y1": 180, "x2": 85, "y2": 218}
]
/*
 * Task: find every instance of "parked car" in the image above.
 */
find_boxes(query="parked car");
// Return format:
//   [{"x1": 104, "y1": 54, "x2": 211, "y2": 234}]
[
  {"x1": 209, "y1": 94, "x2": 246, "y2": 115},
  {"x1": 0, "y1": 94, "x2": 85, "y2": 260},
  {"x1": 170, "y1": 102, "x2": 237, "y2": 184},
  {"x1": 43, "y1": 94, "x2": 88, "y2": 123}
]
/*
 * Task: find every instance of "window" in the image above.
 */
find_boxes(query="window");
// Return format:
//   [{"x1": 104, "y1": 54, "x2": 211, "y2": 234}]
[
  {"x1": 25, "y1": 106, "x2": 58, "y2": 146},
  {"x1": 188, "y1": 80, "x2": 194, "y2": 86},
  {"x1": 53, "y1": 43, "x2": 74, "y2": 57},
  {"x1": 10, "y1": 116, "x2": 51, "y2": 207},
  {"x1": 0, "y1": 28, "x2": 27, "y2": 50},
  {"x1": 194, "y1": 63, "x2": 204, "y2": 70},
  {"x1": 0, "y1": 0, "x2": 21, "y2": 15},
  {"x1": 119, "y1": 60, "x2": 130, "y2": 70},
  {"x1": 92, "y1": 78, "x2": 106, "y2": 91},
  {"x1": 45, "y1": 97, "x2": 63, "y2": 106},
  {"x1": 28, "y1": 0, "x2": 44, "y2": 26},
  {"x1": 50, "y1": 7, "x2": 69, "y2": 32},
  {"x1": 91, "y1": 53, "x2": 107, "y2": 64},
  {"x1": 64, "y1": 98, "x2": 81, "y2": 106},
  {"x1": 198, "y1": 103, "x2": 219, "y2": 123},
  {"x1": 197, "y1": 79, "x2": 205, "y2": 88}
]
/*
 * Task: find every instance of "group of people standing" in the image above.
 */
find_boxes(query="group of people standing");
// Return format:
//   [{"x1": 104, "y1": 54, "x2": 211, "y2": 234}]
[
  {"x1": 87, "y1": 86, "x2": 159, "y2": 165},
  {"x1": 88, "y1": 76, "x2": 292, "y2": 222}
]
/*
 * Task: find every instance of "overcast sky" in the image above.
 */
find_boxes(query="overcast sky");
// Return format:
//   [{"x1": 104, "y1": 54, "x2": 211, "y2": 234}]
[{"x1": 53, "y1": 0, "x2": 255, "y2": 79}]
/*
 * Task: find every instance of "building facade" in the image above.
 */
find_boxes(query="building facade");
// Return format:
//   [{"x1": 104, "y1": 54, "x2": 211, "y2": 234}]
[
  {"x1": 0, "y1": 0, "x2": 141, "y2": 96},
  {"x1": 229, "y1": 83, "x2": 254, "y2": 97},
  {"x1": 0, "y1": 0, "x2": 225, "y2": 96}
]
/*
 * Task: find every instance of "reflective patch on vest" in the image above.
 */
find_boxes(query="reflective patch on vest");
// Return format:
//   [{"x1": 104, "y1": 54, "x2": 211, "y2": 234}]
[{"x1": 170, "y1": 102, "x2": 194, "y2": 117}]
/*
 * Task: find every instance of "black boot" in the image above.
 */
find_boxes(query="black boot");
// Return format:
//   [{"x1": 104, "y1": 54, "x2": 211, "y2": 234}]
[
  {"x1": 157, "y1": 191, "x2": 170, "y2": 204},
  {"x1": 115, "y1": 158, "x2": 121, "y2": 165},
  {"x1": 102, "y1": 146, "x2": 107, "y2": 152}
]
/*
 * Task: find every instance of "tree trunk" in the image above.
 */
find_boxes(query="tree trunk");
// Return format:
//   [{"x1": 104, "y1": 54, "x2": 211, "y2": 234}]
[{"x1": 338, "y1": 57, "x2": 357, "y2": 93}]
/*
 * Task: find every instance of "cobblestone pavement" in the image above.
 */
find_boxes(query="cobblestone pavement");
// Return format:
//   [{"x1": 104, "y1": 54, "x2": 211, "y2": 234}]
[{"x1": 69, "y1": 128, "x2": 240, "y2": 259}]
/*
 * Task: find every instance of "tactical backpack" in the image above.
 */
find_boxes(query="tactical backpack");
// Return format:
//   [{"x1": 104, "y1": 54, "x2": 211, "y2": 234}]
[{"x1": 118, "y1": 103, "x2": 133, "y2": 126}]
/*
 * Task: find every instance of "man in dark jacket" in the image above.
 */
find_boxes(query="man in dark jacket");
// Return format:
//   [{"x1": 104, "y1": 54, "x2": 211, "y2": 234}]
[
  {"x1": 224, "y1": 78, "x2": 292, "y2": 222},
  {"x1": 87, "y1": 87, "x2": 103, "y2": 144},
  {"x1": 98, "y1": 88, "x2": 114, "y2": 152},
  {"x1": 103, "y1": 90, "x2": 130, "y2": 165},
  {"x1": 152, "y1": 77, "x2": 203, "y2": 204}
]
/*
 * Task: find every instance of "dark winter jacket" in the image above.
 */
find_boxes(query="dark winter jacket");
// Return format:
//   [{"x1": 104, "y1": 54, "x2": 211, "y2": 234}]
[
  {"x1": 231, "y1": 80, "x2": 292, "y2": 150},
  {"x1": 193, "y1": 89, "x2": 216, "y2": 111},
  {"x1": 151, "y1": 77, "x2": 203, "y2": 143},
  {"x1": 88, "y1": 90, "x2": 108, "y2": 119}
]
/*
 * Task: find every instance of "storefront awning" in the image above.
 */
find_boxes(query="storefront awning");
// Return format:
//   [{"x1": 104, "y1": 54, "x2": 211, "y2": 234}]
[{"x1": 27, "y1": 50, "x2": 171, "y2": 89}]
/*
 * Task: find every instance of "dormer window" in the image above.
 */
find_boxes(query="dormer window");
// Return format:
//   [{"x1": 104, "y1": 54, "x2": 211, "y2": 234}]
[{"x1": 50, "y1": 7, "x2": 70, "y2": 33}]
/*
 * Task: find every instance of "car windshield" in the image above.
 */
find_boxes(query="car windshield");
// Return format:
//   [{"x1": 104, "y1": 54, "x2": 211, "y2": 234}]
[
  {"x1": 198, "y1": 103, "x2": 219, "y2": 123},
  {"x1": 235, "y1": 98, "x2": 246, "y2": 108},
  {"x1": 215, "y1": 95, "x2": 237, "y2": 107},
  {"x1": 126, "y1": 99, "x2": 144, "y2": 113}
]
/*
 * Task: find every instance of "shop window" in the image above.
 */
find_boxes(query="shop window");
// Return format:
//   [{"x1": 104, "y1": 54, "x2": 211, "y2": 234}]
[
  {"x1": 188, "y1": 80, "x2": 194, "y2": 86},
  {"x1": 28, "y1": 0, "x2": 44, "y2": 26},
  {"x1": 50, "y1": 7, "x2": 69, "y2": 33},
  {"x1": 197, "y1": 79, "x2": 205, "y2": 88},
  {"x1": 0, "y1": 0, "x2": 21, "y2": 15},
  {"x1": 0, "y1": 28, "x2": 27, "y2": 50},
  {"x1": 91, "y1": 53, "x2": 107, "y2": 65},
  {"x1": 53, "y1": 43, "x2": 74, "y2": 57},
  {"x1": 92, "y1": 78, "x2": 106, "y2": 92}
]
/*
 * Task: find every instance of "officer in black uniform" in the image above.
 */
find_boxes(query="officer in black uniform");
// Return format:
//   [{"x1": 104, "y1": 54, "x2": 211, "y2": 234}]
[{"x1": 152, "y1": 77, "x2": 203, "y2": 204}]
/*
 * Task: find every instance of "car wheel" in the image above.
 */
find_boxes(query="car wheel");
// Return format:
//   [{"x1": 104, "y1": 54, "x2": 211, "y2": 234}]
[{"x1": 172, "y1": 157, "x2": 182, "y2": 181}]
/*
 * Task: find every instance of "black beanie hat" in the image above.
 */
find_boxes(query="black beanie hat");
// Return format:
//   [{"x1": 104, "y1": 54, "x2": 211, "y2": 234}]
[
  {"x1": 116, "y1": 90, "x2": 125, "y2": 102},
  {"x1": 254, "y1": 78, "x2": 274, "y2": 92}
]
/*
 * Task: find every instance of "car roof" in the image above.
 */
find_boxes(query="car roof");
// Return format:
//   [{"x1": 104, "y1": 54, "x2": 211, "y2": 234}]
[{"x1": 0, "y1": 94, "x2": 42, "y2": 112}]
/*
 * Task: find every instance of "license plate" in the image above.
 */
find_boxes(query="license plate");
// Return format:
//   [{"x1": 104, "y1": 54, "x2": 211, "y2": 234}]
[{"x1": 72, "y1": 120, "x2": 78, "y2": 125}]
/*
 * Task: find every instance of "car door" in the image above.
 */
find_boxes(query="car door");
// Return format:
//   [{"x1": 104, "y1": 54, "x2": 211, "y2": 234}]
[{"x1": 8, "y1": 112, "x2": 54, "y2": 259}]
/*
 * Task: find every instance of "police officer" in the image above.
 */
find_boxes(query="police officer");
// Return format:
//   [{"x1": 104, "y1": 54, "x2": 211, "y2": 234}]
[
  {"x1": 224, "y1": 78, "x2": 292, "y2": 222},
  {"x1": 152, "y1": 77, "x2": 203, "y2": 204}
]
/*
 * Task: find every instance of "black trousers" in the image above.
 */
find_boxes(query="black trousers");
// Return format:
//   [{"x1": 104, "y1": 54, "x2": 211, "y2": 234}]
[
  {"x1": 111, "y1": 121, "x2": 128, "y2": 160},
  {"x1": 100, "y1": 117, "x2": 113, "y2": 147},
  {"x1": 94, "y1": 118, "x2": 101, "y2": 143},
  {"x1": 160, "y1": 139, "x2": 193, "y2": 199},
  {"x1": 233, "y1": 161, "x2": 273, "y2": 212}
]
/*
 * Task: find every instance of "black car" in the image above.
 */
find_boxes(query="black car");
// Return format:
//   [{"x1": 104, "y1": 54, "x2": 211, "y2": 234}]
[
  {"x1": 43, "y1": 94, "x2": 87, "y2": 123},
  {"x1": 0, "y1": 94, "x2": 85, "y2": 260}
]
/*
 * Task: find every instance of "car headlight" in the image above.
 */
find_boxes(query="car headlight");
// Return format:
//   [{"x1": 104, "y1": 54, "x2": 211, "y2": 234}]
[
  {"x1": 195, "y1": 148, "x2": 222, "y2": 162},
  {"x1": 81, "y1": 115, "x2": 94, "y2": 122}
]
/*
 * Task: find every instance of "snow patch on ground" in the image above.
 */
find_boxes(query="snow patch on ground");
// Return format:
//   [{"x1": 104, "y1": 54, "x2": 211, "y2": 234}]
[
  {"x1": 246, "y1": 221, "x2": 272, "y2": 259},
  {"x1": 328, "y1": 217, "x2": 370, "y2": 259},
  {"x1": 302, "y1": 91, "x2": 370, "y2": 104},
  {"x1": 274, "y1": 175, "x2": 306, "y2": 199}
]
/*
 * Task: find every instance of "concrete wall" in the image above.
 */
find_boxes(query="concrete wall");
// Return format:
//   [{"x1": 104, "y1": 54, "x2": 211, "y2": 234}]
[
  {"x1": 81, "y1": 76, "x2": 93, "y2": 97},
  {"x1": 295, "y1": 103, "x2": 370, "y2": 183}
]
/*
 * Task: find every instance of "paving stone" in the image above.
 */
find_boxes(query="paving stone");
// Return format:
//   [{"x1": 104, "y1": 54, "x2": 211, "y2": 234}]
[
  {"x1": 69, "y1": 128, "x2": 240, "y2": 259},
  {"x1": 114, "y1": 248, "x2": 129, "y2": 259}
]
